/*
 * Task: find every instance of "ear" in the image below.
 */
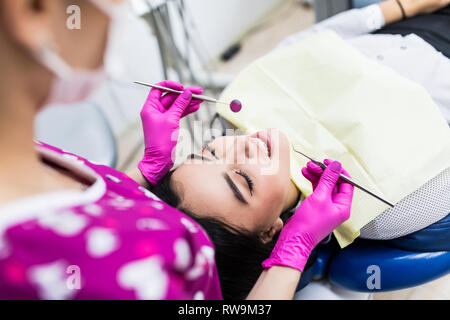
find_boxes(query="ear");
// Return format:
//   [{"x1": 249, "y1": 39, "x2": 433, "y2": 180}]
[
  {"x1": 260, "y1": 217, "x2": 284, "y2": 244},
  {"x1": 0, "y1": 0, "x2": 52, "y2": 52}
]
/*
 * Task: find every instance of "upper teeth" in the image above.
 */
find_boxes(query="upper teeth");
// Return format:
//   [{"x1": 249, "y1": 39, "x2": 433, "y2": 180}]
[{"x1": 253, "y1": 137, "x2": 269, "y2": 156}]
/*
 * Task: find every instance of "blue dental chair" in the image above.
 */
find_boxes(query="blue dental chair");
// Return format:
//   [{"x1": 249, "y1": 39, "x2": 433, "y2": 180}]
[{"x1": 296, "y1": 213, "x2": 450, "y2": 294}]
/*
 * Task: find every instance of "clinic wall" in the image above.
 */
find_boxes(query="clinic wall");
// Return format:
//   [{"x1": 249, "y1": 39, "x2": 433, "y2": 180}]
[
  {"x1": 91, "y1": 0, "x2": 282, "y2": 136},
  {"x1": 184, "y1": 0, "x2": 283, "y2": 62}
]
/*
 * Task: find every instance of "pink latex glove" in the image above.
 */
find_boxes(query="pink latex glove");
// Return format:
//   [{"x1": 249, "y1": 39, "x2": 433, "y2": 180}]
[
  {"x1": 301, "y1": 159, "x2": 347, "y2": 193},
  {"x1": 262, "y1": 160, "x2": 354, "y2": 272},
  {"x1": 138, "y1": 80, "x2": 203, "y2": 186}
]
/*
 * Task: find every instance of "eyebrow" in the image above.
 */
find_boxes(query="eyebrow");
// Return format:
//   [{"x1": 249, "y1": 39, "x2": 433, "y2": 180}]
[
  {"x1": 204, "y1": 145, "x2": 219, "y2": 160},
  {"x1": 188, "y1": 154, "x2": 212, "y2": 162},
  {"x1": 223, "y1": 173, "x2": 248, "y2": 205}
]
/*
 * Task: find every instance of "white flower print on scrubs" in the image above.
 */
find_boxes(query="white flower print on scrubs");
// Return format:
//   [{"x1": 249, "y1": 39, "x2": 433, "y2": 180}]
[{"x1": 0, "y1": 142, "x2": 222, "y2": 300}]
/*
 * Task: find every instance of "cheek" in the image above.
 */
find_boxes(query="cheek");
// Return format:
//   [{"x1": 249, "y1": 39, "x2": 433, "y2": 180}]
[
  {"x1": 255, "y1": 178, "x2": 287, "y2": 219},
  {"x1": 265, "y1": 172, "x2": 290, "y2": 200}
]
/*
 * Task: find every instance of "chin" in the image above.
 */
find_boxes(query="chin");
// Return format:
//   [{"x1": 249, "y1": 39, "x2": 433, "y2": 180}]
[{"x1": 276, "y1": 130, "x2": 291, "y2": 159}]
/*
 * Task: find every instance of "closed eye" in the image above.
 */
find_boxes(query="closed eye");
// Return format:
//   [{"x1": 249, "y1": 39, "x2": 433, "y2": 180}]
[
  {"x1": 236, "y1": 170, "x2": 254, "y2": 195},
  {"x1": 223, "y1": 173, "x2": 248, "y2": 205}
]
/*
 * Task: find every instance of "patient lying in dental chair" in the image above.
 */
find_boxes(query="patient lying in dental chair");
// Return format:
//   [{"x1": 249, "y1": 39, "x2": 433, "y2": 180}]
[
  {"x1": 215, "y1": 29, "x2": 450, "y2": 246},
  {"x1": 151, "y1": 125, "x2": 449, "y2": 300}
]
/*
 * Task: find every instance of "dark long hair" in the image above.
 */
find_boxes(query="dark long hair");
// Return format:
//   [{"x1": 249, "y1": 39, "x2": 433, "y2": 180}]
[{"x1": 151, "y1": 170, "x2": 309, "y2": 300}]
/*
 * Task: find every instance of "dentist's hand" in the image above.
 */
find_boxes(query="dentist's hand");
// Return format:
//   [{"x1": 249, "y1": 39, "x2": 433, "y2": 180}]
[
  {"x1": 302, "y1": 159, "x2": 349, "y2": 192},
  {"x1": 262, "y1": 161, "x2": 354, "y2": 272},
  {"x1": 138, "y1": 80, "x2": 203, "y2": 186}
]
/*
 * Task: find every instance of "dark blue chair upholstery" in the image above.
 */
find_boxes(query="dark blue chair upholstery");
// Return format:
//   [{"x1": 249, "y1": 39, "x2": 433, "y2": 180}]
[
  {"x1": 327, "y1": 240, "x2": 450, "y2": 292},
  {"x1": 384, "y1": 213, "x2": 450, "y2": 252},
  {"x1": 297, "y1": 214, "x2": 450, "y2": 293}
]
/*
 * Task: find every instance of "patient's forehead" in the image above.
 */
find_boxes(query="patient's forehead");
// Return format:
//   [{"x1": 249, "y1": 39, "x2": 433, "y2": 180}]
[
  {"x1": 171, "y1": 162, "x2": 220, "y2": 205},
  {"x1": 171, "y1": 164, "x2": 237, "y2": 218}
]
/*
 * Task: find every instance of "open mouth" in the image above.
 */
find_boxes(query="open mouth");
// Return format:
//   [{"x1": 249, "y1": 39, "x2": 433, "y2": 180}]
[
  {"x1": 254, "y1": 137, "x2": 269, "y2": 156},
  {"x1": 250, "y1": 131, "x2": 272, "y2": 158}
]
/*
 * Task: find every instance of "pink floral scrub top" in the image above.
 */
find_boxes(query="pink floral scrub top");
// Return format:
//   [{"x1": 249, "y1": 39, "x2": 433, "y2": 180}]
[{"x1": 0, "y1": 142, "x2": 222, "y2": 300}]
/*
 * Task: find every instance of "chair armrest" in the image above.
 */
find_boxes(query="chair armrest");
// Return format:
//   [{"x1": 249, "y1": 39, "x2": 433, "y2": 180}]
[{"x1": 328, "y1": 240, "x2": 450, "y2": 292}]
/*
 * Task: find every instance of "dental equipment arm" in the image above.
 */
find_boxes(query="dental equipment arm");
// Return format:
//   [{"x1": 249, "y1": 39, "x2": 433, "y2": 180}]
[
  {"x1": 137, "y1": 80, "x2": 203, "y2": 187},
  {"x1": 247, "y1": 161, "x2": 354, "y2": 299}
]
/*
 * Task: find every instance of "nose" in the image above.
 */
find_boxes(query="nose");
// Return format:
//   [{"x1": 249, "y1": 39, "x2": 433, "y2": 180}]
[
  {"x1": 232, "y1": 136, "x2": 263, "y2": 164},
  {"x1": 245, "y1": 137, "x2": 260, "y2": 159}
]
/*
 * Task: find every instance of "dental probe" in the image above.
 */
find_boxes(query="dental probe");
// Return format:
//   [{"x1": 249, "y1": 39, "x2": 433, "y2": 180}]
[
  {"x1": 293, "y1": 147, "x2": 395, "y2": 208},
  {"x1": 134, "y1": 81, "x2": 242, "y2": 113}
]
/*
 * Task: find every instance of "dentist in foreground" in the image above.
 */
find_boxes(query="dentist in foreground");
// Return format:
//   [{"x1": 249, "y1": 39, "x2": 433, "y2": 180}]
[{"x1": 0, "y1": 0, "x2": 353, "y2": 299}]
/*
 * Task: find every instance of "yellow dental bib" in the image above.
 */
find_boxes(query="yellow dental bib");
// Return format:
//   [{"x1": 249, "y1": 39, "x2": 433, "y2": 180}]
[{"x1": 216, "y1": 30, "x2": 450, "y2": 247}]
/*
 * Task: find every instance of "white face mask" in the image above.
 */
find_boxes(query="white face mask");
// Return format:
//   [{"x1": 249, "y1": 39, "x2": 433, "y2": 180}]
[{"x1": 35, "y1": 0, "x2": 126, "y2": 106}]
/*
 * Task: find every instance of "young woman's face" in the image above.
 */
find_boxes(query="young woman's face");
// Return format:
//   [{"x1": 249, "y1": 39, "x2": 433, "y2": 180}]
[{"x1": 172, "y1": 129, "x2": 300, "y2": 241}]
